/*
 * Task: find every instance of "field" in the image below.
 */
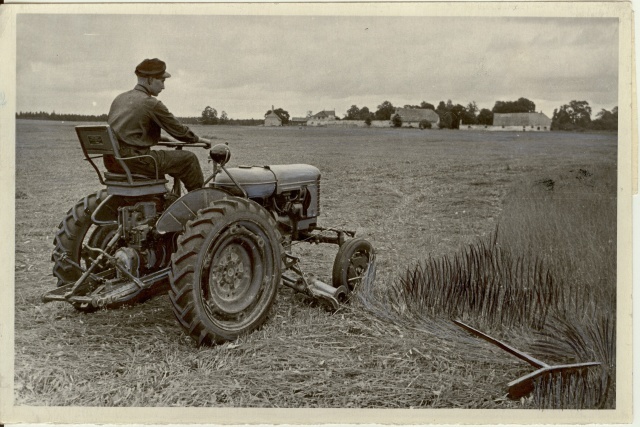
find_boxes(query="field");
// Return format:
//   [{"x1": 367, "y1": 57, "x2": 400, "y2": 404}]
[{"x1": 13, "y1": 120, "x2": 618, "y2": 415}]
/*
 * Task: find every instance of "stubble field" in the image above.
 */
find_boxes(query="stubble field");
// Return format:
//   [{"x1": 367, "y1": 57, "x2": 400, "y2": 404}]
[{"x1": 13, "y1": 120, "x2": 618, "y2": 413}]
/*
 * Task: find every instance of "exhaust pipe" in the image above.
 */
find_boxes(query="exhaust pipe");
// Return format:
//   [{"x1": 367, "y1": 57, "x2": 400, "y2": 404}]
[{"x1": 282, "y1": 271, "x2": 348, "y2": 311}]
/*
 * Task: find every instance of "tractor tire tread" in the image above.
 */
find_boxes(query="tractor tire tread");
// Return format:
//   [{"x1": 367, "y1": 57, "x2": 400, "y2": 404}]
[
  {"x1": 52, "y1": 189, "x2": 109, "y2": 288},
  {"x1": 169, "y1": 196, "x2": 282, "y2": 346}
]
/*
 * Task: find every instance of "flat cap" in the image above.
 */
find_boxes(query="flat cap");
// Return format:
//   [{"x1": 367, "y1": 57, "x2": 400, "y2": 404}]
[{"x1": 135, "y1": 58, "x2": 171, "y2": 78}]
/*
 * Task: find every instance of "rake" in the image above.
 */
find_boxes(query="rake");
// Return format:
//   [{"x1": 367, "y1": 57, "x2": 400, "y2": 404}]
[{"x1": 453, "y1": 319, "x2": 600, "y2": 399}]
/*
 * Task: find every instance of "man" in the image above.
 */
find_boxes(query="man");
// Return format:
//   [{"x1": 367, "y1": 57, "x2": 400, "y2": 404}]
[{"x1": 106, "y1": 58, "x2": 212, "y2": 192}]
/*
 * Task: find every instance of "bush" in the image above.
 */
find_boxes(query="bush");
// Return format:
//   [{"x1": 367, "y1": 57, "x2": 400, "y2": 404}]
[
  {"x1": 392, "y1": 114, "x2": 402, "y2": 128},
  {"x1": 364, "y1": 117, "x2": 372, "y2": 127},
  {"x1": 419, "y1": 120, "x2": 432, "y2": 129}
]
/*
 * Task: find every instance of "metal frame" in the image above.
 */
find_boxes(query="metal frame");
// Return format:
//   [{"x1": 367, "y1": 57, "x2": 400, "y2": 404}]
[{"x1": 75, "y1": 125, "x2": 168, "y2": 196}]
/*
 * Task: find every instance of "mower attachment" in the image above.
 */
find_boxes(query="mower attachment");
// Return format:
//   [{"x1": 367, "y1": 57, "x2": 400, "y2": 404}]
[{"x1": 281, "y1": 253, "x2": 348, "y2": 310}]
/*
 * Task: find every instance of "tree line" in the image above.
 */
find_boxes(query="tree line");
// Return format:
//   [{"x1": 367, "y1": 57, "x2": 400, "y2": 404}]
[
  {"x1": 15, "y1": 109, "x2": 263, "y2": 127},
  {"x1": 16, "y1": 111, "x2": 109, "y2": 122},
  {"x1": 339, "y1": 97, "x2": 617, "y2": 131},
  {"x1": 17, "y1": 97, "x2": 618, "y2": 132},
  {"x1": 340, "y1": 98, "x2": 533, "y2": 128},
  {"x1": 551, "y1": 101, "x2": 617, "y2": 131}
]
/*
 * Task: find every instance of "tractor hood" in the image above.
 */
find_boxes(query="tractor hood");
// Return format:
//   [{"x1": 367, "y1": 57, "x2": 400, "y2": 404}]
[{"x1": 214, "y1": 164, "x2": 320, "y2": 198}]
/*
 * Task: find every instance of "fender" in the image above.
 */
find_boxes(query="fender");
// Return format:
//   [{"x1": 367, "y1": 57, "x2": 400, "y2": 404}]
[{"x1": 155, "y1": 187, "x2": 230, "y2": 234}]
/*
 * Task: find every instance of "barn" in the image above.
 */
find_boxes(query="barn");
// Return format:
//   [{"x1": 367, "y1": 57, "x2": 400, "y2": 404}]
[
  {"x1": 493, "y1": 112, "x2": 552, "y2": 131},
  {"x1": 264, "y1": 107, "x2": 282, "y2": 127},
  {"x1": 392, "y1": 108, "x2": 440, "y2": 128}
]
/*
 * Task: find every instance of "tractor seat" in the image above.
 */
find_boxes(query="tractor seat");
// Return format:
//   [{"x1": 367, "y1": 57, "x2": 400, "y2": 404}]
[
  {"x1": 76, "y1": 125, "x2": 169, "y2": 196},
  {"x1": 103, "y1": 171, "x2": 158, "y2": 181}
]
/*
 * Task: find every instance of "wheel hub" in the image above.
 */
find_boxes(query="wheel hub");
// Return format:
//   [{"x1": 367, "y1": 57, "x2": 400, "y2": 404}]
[{"x1": 205, "y1": 227, "x2": 264, "y2": 315}]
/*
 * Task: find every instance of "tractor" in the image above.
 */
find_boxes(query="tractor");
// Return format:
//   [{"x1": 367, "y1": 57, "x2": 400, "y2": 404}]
[{"x1": 43, "y1": 125, "x2": 375, "y2": 346}]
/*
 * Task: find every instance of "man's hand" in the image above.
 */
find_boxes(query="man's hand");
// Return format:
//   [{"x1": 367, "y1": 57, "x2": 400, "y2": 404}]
[{"x1": 199, "y1": 138, "x2": 213, "y2": 149}]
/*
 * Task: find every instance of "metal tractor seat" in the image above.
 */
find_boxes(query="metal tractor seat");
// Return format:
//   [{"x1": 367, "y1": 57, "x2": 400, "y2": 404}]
[{"x1": 76, "y1": 125, "x2": 168, "y2": 196}]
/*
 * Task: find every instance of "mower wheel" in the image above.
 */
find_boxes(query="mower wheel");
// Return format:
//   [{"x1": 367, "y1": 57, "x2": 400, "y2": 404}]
[
  {"x1": 169, "y1": 197, "x2": 282, "y2": 346},
  {"x1": 51, "y1": 189, "x2": 118, "y2": 312},
  {"x1": 332, "y1": 237, "x2": 375, "y2": 293}
]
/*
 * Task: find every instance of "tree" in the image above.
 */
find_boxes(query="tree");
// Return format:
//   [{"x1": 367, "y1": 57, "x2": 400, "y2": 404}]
[
  {"x1": 551, "y1": 100, "x2": 592, "y2": 130},
  {"x1": 434, "y1": 100, "x2": 464, "y2": 128},
  {"x1": 306, "y1": 110, "x2": 313, "y2": 118},
  {"x1": 477, "y1": 108, "x2": 494, "y2": 125},
  {"x1": 492, "y1": 97, "x2": 536, "y2": 113},
  {"x1": 265, "y1": 107, "x2": 290, "y2": 125},
  {"x1": 201, "y1": 106, "x2": 218, "y2": 125},
  {"x1": 449, "y1": 104, "x2": 466, "y2": 128},
  {"x1": 345, "y1": 105, "x2": 361, "y2": 120},
  {"x1": 461, "y1": 101, "x2": 479, "y2": 125},
  {"x1": 391, "y1": 114, "x2": 403, "y2": 128},
  {"x1": 403, "y1": 101, "x2": 435, "y2": 110},
  {"x1": 439, "y1": 112, "x2": 452, "y2": 129},
  {"x1": 591, "y1": 107, "x2": 618, "y2": 131},
  {"x1": 466, "y1": 101, "x2": 478, "y2": 115},
  {"x1": 551, "y1": 107, "x2": 572, "y2": 130},
  {"x1": 375, "y1": 100, "x2": 395, "y2": 120},
  {"x1": 359, "y1": 106, "x2": 373, "y2": 121},
  {"x1": 219, "y1": 111, "x2": 229, "y2": 124},
  {"x1": 567, "y1": 100, "x2": 592, "y2": 127},
  {"x1": 435, "y1": 100, "x2": 449, "y2": 118},
  {"x1": 420, "y1": 101, "x2": 435, "y2": 110},
  {"x1": 364, "y1": 117, "x2": 372, "y2": 127}
]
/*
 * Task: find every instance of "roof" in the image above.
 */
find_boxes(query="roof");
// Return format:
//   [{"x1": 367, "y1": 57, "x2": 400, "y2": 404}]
[
  {"x1": 493, "y1": 112, "x2": 551, "y2": 127},
  {"x1": 291, "y1": 117, "x2": 308, "y2": 122},
  {"x1": 310, "y1": 110, "x2": 335, "y2": 119},
  {"x1": 394, "y1": 108, "x2": 439, "y2": 123},
  {"x1": 264, "y1": 111, "x2": 282, "y2": 121}
]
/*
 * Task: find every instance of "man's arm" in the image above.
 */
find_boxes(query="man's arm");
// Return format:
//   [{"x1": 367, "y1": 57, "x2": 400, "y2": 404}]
[
  {"x1": 159, "y1": 133, "x2": 212, "y2": 149},
  {"x1": 152, "y1": 100, "x2": 202, "y2": 144}
]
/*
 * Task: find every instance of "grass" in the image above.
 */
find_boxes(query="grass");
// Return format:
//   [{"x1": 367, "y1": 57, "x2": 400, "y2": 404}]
[
  {"x1": 360, "y1": 162, "x2": 617, "y2": 408},
  {"x1": 13, "y1": 120, "x2": 618, "y2": 410}
]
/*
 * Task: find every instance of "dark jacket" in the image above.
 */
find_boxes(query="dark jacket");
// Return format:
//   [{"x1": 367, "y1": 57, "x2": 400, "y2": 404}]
[{"x1": 107, "y1": 84, "x2": 199, "y2": 148}]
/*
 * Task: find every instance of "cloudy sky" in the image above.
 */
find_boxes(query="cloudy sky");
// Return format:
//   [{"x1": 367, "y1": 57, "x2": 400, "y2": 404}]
[{"x1": 16, "y1": 12, "x2": 618, "y2": 120}]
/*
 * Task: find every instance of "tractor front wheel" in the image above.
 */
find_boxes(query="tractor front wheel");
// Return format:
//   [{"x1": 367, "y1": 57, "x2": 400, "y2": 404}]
[
  {"x1": 169, "y1": 197, "x2": 282, "y2": 346},
  {"x1": 332, "y1": 238, "x2": 375, "y2": 293}
]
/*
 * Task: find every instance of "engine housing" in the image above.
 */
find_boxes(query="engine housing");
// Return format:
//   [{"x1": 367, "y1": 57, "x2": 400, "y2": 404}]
[{"x1": 214, "y1": 164, "x2": 321, "y2": 230}]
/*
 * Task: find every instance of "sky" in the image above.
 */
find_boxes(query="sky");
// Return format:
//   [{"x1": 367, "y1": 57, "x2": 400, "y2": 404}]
[{"x1": 16, "y1": 13, "x2": 619, "y2": 120}]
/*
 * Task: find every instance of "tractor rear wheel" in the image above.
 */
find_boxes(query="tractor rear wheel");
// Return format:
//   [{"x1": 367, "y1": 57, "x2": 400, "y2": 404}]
[
  {"x1": 51, "y1": 189, "x2": 118, "y2": 312},
  {"x1": 332, "y1": 238, "x2": 375, "y2": 293},
  {"x1": 169, "y1": 197, "x2": 282, "y2": 346}
]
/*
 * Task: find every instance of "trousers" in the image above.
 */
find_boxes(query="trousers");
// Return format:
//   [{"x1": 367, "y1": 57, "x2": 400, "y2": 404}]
[{"x1": 104, "y1": 144, "x2": 204, "y2": 191}]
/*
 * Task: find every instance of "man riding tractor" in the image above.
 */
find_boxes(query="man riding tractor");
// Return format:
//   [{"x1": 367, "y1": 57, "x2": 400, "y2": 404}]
[{"x1": 105, "y1": 58, "x2": 213, "y2": 192}]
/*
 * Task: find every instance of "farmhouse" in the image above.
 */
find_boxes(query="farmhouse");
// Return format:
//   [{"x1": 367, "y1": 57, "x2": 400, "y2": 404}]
[
  {"x1": 307, "y1": 110, "x2": 337, "y2": 126},
  {"x1": 493, "y1": 112, "x2": 552, "y2": 131},
  {"x1": 392, "y1": 108, "x2": 440, "y2": 128},
  {"x1": 309, "y1": 110, "x2": 336, "y2": 120},
  {"x1": 264, "y1": 106, "x2": 282, "y2": 127},
  {"x1": 290, "y1": 117, "x2": 308, "y2": 126}
]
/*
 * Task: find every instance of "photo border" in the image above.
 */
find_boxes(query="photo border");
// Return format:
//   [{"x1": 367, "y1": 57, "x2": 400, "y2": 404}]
[{"x1": 0, "y1": 1, "x2": 634, "y2": 425}]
